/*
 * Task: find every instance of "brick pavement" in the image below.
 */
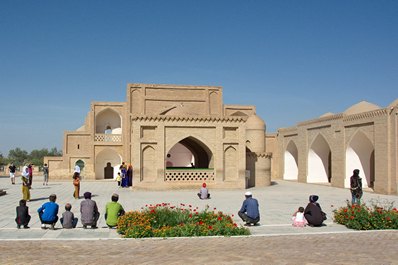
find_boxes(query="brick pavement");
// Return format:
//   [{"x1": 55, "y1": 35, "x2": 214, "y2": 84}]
[
  {"x1": 1, "y1": 176, "x2": 398, "y2": 264},
  {"x1": 0, "y1": 231, "x2": 397, "y2": 264}
]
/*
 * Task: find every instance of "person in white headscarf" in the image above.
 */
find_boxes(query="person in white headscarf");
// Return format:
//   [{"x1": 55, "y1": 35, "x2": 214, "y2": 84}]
[{"x1": 21, "y1": 165, "x2": 30, "y2": 201}]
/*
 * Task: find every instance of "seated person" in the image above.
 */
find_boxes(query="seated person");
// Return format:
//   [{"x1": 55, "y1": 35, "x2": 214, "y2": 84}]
[
  {"x1": 238, "y1": 191, "x2": 260, "y2": 226},
  {"x1": 37, "y1": 194, "x2": 59, "y2": 230},
  {"x1": 80, "y1": 192, "x2": 100, "y2": 229},
  {"x1": 304, "y1": 195, "x2": 325, "y2": 227},
  {"x1": 15, "y1": 199, "x2": 31, "y2": 229},
  {"x1": 197, "y1": 183, "x2": 210, "y2": 199},
  {"x1": 60, "y1": 203, "x2": 78, "y2": 229},
  {"x1": 105, "y1": 193, "x2": 125, "y2": 228}
]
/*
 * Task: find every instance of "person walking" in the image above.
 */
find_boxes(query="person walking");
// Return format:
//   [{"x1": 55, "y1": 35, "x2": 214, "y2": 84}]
[
  {"x1": 21, "y1": 166, "x2": 30, "y2": 201},
  {"x1": 43, "y1": 163, "x2": 49, "y2": 186},
  {"x1": 28, "y1": 164, "x2": 33, "y2": 186},
  {"x1": 9, "y1": 163, "x2": 16, "y2": 185},
  {"x1": 350, "y1": 169, "x2": 363, "y2": 205},
  {"x1": 72, "y1": 172, "x2": 80, "y2": 199}
]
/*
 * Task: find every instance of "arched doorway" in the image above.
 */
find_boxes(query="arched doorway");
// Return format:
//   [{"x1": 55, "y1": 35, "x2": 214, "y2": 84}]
[
  {"x1": 95, "y1": 149, "x2": 121, "y2": 180},
  {"x1": 224, "y1": 145, "x2": 238, "y2": 181},
  {"x1": 142, "y1": 146, "x2": 155, "y2": 181},
  {"x1": 284, "y1": 141, "x2": 298, "y2": 180},
  {"x1": 75, "y1": 160, "x2": 85, "y2": 178},
  {"x1": 307, "y1": 134, "x2": 332, "y2": 183},
  {"x1": 166, "y1": 137, "x2": 214, "y2": 169},
  {"x1": 345, "y1": 131, "x2": 375, "y2": 188},
  {"x1": 246, "y1": 147, "x2": 256, "y2": 188}
]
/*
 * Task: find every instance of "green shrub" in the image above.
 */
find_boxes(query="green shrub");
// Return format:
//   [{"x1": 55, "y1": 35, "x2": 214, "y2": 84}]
[
  {"x1": 333, "y1": 200, "x2": 398, "y2": 230},
  {"x1": 117, "y1": 203, "x2": 250, "y2": 238}
]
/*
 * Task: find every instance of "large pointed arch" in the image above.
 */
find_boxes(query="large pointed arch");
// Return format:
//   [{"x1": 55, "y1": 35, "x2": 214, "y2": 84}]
[
  {"x1": 95, "y1": 108, "x2": 122, "y2": 133},
  {"x1": 345, "y1": 130, "x2": 375, "y2": 188},
  {"x1": 307, "y1": 134, "x2": 332, "y2": 183},
  {"x1": 166, "y1": 136, "x2": 214, "y2": 168},
  {"x1": 95, "y1": 149, "x2": 122, "y2": 180},
  {"x1": 284, "y1": 140, "x2": 298, "y2": 180}
]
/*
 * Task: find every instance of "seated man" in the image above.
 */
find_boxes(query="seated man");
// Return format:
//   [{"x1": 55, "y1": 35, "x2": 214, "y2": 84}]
[
  {"x1": 80, "y1": 192, "x2": 100, "y2": 229},
  {"x1": 197, "y1": 183, "x2": 210, "y2": 199},
  {"x1": 105, "y1": 193, "x2": 125, "y2": 228},
  {"x1": 37, "y1": 194, "x2": 59, "y2": 230},
  {"x1": 238, "y1": 191, "x2": 260, "y2": 226}
]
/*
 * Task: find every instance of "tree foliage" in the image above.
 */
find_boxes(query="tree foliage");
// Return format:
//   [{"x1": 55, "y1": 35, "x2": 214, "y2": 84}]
[{"x1": 5, "y1": 147, "x2": 62, "y2": 167}]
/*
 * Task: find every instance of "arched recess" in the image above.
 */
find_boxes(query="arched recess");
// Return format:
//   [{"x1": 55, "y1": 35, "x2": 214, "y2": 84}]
[
  {"x1": 246, "y1": 147, "x2": 256, "y2": 188},
  {"x1": 231, "y1": 111, "x2": 248, "y2": 117},
  {"x1": 345, "y1": 131, "x2": 375, "y2": 188},
  {"x1": 142, "y1": 146, "x2": 155, "y2": 181},
  {"x1": 75, "y1": 160, "x2": 85, "y2": 178},
  {"x1": 95, "y1": 108, "x2": 122, "y2": 134},
  {"x1": 95, "y1": 149, "x2": 121, "y2": 180},
  {"x1": 284, "y1": 140, "x2": 298, "y2": 180},
  {"x1": 307, "y1": 134, "x2": 332, "y2": 183},
  {"x1": 209, "y1": 91, "x2": 219, "y2": 115},
  {"x1": 224, "y1": 146, "x2": 238, "y2": 181},
  {"x1": 166, "y1": 136, "x2": 214, "y2": 168}
]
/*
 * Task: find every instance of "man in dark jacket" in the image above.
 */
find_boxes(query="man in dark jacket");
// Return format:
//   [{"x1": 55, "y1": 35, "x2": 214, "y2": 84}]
[{"x1": 80, "y1": 192, "x2": 100, "y2": 229}]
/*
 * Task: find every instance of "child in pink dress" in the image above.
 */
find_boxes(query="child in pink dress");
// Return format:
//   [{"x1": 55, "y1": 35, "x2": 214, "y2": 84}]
[{"x1": 292, "y1": 207, "x2": 308, "y2": 227}]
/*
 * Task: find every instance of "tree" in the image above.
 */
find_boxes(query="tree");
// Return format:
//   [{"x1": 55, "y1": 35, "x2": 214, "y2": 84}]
[
  {"x1": 8, "y1": 148, "x2": 29, "y2": 167},
  {"x1": 0, "y1": 152, "x2": 8, "y2": 166}
]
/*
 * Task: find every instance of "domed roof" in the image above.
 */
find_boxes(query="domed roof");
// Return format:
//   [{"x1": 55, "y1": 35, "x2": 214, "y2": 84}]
[
  {"x1": 246, "y1": 114, "x2": 265, "y2": 130},
  {"x1": 388, "y1": 98, "x2": 398, "y2": 108},
  {"x1": 319, "y1": 112, "x2": 334, "y2": 118},
  {"x1": 344, "y1": 101, "x2": 381, "y2": 115}
]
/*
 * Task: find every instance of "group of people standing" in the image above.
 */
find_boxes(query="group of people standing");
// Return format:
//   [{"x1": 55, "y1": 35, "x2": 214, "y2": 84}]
[
  {"x1": 117, "y1": 162, "x2": 133, "y2": 188},
  {"x1": 15, "y1": 192, "x2": 125, "y2": 230}
]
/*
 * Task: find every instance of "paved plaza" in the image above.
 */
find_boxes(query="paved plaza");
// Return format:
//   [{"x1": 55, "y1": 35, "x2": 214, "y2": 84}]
[{"x1": 0, "y1": 176, "x2": 397, "y2": 264}]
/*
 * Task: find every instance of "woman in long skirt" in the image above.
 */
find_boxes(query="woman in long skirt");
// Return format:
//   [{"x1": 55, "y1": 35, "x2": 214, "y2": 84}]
[{"x1": 73, "y1": 172, "x2": 80, "y2": 199}]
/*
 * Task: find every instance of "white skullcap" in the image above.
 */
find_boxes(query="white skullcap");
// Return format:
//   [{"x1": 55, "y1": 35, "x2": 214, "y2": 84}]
[{"x1": 245, "y1": 191, "x2": 252, "y2": 196}]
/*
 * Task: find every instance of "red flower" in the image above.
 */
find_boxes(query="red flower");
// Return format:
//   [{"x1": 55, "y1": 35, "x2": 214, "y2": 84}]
[
  {"x1": 233, "y1": 223, "x2": 237, "y2": 227},
  {"x1": 344, "y1": 209, "x2": 348, "y2": 213},
  {"x1": 231, "y1": 214, "x2": 234, "y2": 217},
  {"x1": 214, "y1": 208, "x2": 217, "y2": 210},
  {"x1": 350, "y1": 216, "x2": 355, "y2": 219},
  {"x1": 189, "y1": 214, "x2": 192, "y2": 218},
  {"x1": 208, "y1": 225, "x2": 213, "y2": 229},
  {"x1": 199, "y1": 221, "x2": 203, "y2": 225},
  {"x1": 386, "y1": 217, "x2": 391, "y2": 221},
  {"x1": 217, "y1": 217, "x2": 222, "y2": 221},
  {"x1": 189, "y1": 205, "x2": 192, "y2": 207}
]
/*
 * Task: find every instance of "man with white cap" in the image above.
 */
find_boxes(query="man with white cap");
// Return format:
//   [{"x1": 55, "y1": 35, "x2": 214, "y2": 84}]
[{"x1": 238, "y1": 191, "x2": 260, "y2": 226}]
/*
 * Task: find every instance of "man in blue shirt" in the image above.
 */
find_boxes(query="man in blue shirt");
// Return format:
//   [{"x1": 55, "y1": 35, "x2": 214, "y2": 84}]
[
  {"x1": 238, "y1": 191, "x2": 260, "y2": 226},
  {"x1": 37, "y1": 194, "x2": 59, "y2": 230}
]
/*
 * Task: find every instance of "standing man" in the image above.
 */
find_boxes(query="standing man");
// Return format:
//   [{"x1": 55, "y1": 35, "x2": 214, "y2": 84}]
[
  {"x1": 350, "y1": 169, "x2": 363, "y2": 205},
  {"x1": 74, "y1": 164, "x2": 81, "y2": 177},
  {"x1": 43, "y1": 163, "x2": 49, "y2": 186},
  {"x1": 8, "y1": 163, "x2": 16, "y2": 184},
  {"x1": 80, "y1": 192, "x2": 100, "y2": 229},
  {"x1": 238, "y1": 191, "x2": 260, "y2": 226}
]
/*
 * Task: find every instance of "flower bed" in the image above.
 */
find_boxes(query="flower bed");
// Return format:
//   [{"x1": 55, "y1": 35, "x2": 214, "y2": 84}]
[
  {"x1": 117, "y1": 203, "x2": 250, "y2": 238},
  {"x1": 333, "y1": 200, "x2": 398, "y2": 230}
]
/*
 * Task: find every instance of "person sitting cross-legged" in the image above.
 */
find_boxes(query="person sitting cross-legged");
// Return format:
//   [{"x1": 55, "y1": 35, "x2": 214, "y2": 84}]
[{"x1": 238, "y1": 191, "x2": 260, "y2": 226}]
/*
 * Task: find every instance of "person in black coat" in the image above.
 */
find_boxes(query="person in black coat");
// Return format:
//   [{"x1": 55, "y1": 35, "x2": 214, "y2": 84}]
[
  {"x1": 304, "y1": 195, "x2": 325, "y2": 227},
  {"x1": 15, "y1": 199, "x2": 31, "y2": 229}
]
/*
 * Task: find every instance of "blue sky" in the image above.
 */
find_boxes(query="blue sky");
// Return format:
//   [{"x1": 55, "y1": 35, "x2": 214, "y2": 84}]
[{"x1": 0, "y1": 1, "x2": 397, "y2": 155}]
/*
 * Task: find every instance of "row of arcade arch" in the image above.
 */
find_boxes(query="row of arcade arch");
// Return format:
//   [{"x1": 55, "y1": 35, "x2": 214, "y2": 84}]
[{"x1": 284, "y1": 131, "x2": 375, "y2": 189}]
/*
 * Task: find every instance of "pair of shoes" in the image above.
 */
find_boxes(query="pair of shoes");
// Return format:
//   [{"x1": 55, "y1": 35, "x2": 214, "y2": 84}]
[
  {"x1": 91, "y1": 226, "x2": 98, "y2": 229},
  {"x1": 24, "y1": 226, "x2": 30, "y2": 229},
  {"x1": 41, "y1": 224, "x2": 47, "y2": 229},
  {"x1": 17, "y1": 225, "x2": 21, "y2": 229},
  {"x1": 244, "y1": 223, "x2": 251, "y2": 227},
  {"x1": 50, "y1": 224, "x2": 55, "y2": 230},
  {"x1": 83, "y1": 225, "x2": 87, "y2": 229}
]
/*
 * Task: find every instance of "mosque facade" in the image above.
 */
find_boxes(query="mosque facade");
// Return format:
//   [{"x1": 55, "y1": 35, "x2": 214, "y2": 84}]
[
  {"x1": 45, "y1": 83, "x2": 271, "y2": 190},
  {"x1": 45, "y1": 83, "x2": 398, "y2": 195}
]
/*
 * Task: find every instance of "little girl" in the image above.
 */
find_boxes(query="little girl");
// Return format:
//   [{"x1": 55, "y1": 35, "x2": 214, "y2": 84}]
[{"x1": 292, "y1": 206, "x2": 308, "y2": 227}]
